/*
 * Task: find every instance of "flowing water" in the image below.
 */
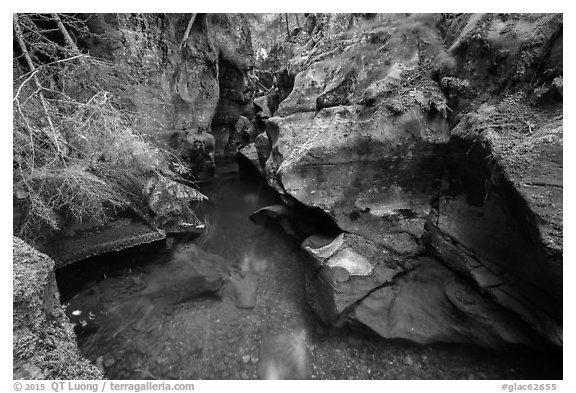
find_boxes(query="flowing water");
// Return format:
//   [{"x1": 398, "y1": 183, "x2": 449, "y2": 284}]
[{"x1": 57, "y1": 160, "x2": 562, "y2": 380}]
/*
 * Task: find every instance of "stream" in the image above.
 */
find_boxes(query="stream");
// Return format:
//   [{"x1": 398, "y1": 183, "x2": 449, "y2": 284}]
[{"x1": 56, "y1": 159, "x2": 562, "y2": 380}]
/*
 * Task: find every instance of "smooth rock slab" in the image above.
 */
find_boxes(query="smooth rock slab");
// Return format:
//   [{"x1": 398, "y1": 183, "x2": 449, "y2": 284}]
[{"x1": 354, "y1": 257, "x2": 542, "y2": 348}]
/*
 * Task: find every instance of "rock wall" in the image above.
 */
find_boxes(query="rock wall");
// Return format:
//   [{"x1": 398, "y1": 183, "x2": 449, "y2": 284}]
[
  {"x1": 245, "y1": 13, "x2": 563, "y2": 349},
  {"x1": 13, "y1": 237, "x2": 103, "y2": 379},
  {"x1": 427, "y1": 13, "x2": 563, "y2": 347},
  {"x1": 81, "y1": 13, "x2": 254, "y2": 176}
]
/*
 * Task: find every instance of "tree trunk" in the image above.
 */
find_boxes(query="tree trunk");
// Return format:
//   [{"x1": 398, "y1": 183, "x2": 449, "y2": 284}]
[
  {"x1": 13, "y1": 14, "x2": 61, "y2": 154},
  {"x1": 51, "y1": 13, "x2": 80, "y2": 53},
  {"x1": 285, "y1": 13, "x2": 290, "y2": 38},
  {"x1": 179, "y1": 13, "x2": 197, "y2": 51}
]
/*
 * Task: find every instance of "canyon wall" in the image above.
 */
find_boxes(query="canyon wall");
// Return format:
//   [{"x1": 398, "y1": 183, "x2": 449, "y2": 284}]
[{"x1": 247, "y1": 13, "x2": 562, "y2": 348}]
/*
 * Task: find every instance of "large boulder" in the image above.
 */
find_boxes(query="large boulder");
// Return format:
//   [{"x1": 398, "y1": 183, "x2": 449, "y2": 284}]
[
  {"x1": 13, "y1": 237, "x2": 103, "y2": 379},
  {"x1": 271, "y1": 104, "x2": 449, "y2": 256}
]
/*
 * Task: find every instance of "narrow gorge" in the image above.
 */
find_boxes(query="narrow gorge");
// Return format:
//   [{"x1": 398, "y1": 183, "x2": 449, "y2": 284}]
[{"x1": 13, "y1": 13, "x2": 563, "y2": 380}]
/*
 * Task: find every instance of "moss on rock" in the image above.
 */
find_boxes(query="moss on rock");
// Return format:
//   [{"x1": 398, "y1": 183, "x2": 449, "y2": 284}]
[{"x1": 13, "y1": 237, "x2": 103, "y2": 380}]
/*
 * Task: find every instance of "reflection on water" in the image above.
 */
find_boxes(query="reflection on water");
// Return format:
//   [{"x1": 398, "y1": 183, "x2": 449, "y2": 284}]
[{"x1": 57, "y1": 161, "x2": 562, "y2": 380}]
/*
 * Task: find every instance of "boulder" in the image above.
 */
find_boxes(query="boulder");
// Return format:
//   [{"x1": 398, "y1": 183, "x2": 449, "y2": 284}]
[
  {"x1": 270, "y1": 104, "x2": 449, "y2": 256},
  {"x1": 73, "y1": 243, "x2": 230, "y2": 339},
  {"x1": 237, "y1": 143, "x2": 263, "y2": 177},
  {"x1": 140, "y1": 243, "x2": 228, "y2": 300},
  {"x1": 253, "y1": 96, "x2": 272, "y2": 118},
  {"x1": 302, "y1": 233, "x2": 404, "y2": 325},
  {"x1": 276, "y1": 61, "x2": 330, "y2": 116},
  {"x1": 144, "y1": 175, "x2": 208, "y2": 231},
  {"x1": 230, "y1": 115, "x2": 252, "y2": 147},
  {"x1": 254, "y1": 133, "x2": 272, "y2": 170}
]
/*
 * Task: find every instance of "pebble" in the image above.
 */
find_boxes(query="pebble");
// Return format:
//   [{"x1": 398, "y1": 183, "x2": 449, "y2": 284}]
[
  {"x1": 242, "y1": 355, "x2": 251, "y2": 364},
  {"x1": 404, "y1": 355, "x2": 414, "y2": 366},
  {"x1": 95, "y1": 356, "x2": 105, "y2": 374},
  {"x1": 104, "y1": 355, "x2": 116, "y2": 368},
  {"x1": 240, "y1": 371, "x2": 249, "y2": 380},
  {"x1": 250, "y1": 356, "x2": 258, "y2": 365}
]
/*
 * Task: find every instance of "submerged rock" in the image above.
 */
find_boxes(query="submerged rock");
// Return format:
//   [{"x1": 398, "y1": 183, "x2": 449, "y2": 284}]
[
  {"x1": 257, "y1": 330, "x2": 309, "y2": 380},
  {"x1": 221, "y1": 271, "x2": 259, "y2": 309}
]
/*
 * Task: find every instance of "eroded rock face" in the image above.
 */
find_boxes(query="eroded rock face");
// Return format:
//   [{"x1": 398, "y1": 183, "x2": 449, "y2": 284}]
[
  {"x1": 82, "y1": 13, "x2": 253, "y2": 173},
  {"x1": 13, "y1": 237, "x2": 103, "y2": 379},
  {"x1": 250, "y1": 13, "x2": 563, "y2": 349},
  {"x1": 425, "y1": 101, "x2": 563, "y2": 347},
  {"x1": 83, "y1": 14, "x2": 218, "y2": 134},
  {"x1": 272, "y1": 105, "x2": 449, "y2": 256}
]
